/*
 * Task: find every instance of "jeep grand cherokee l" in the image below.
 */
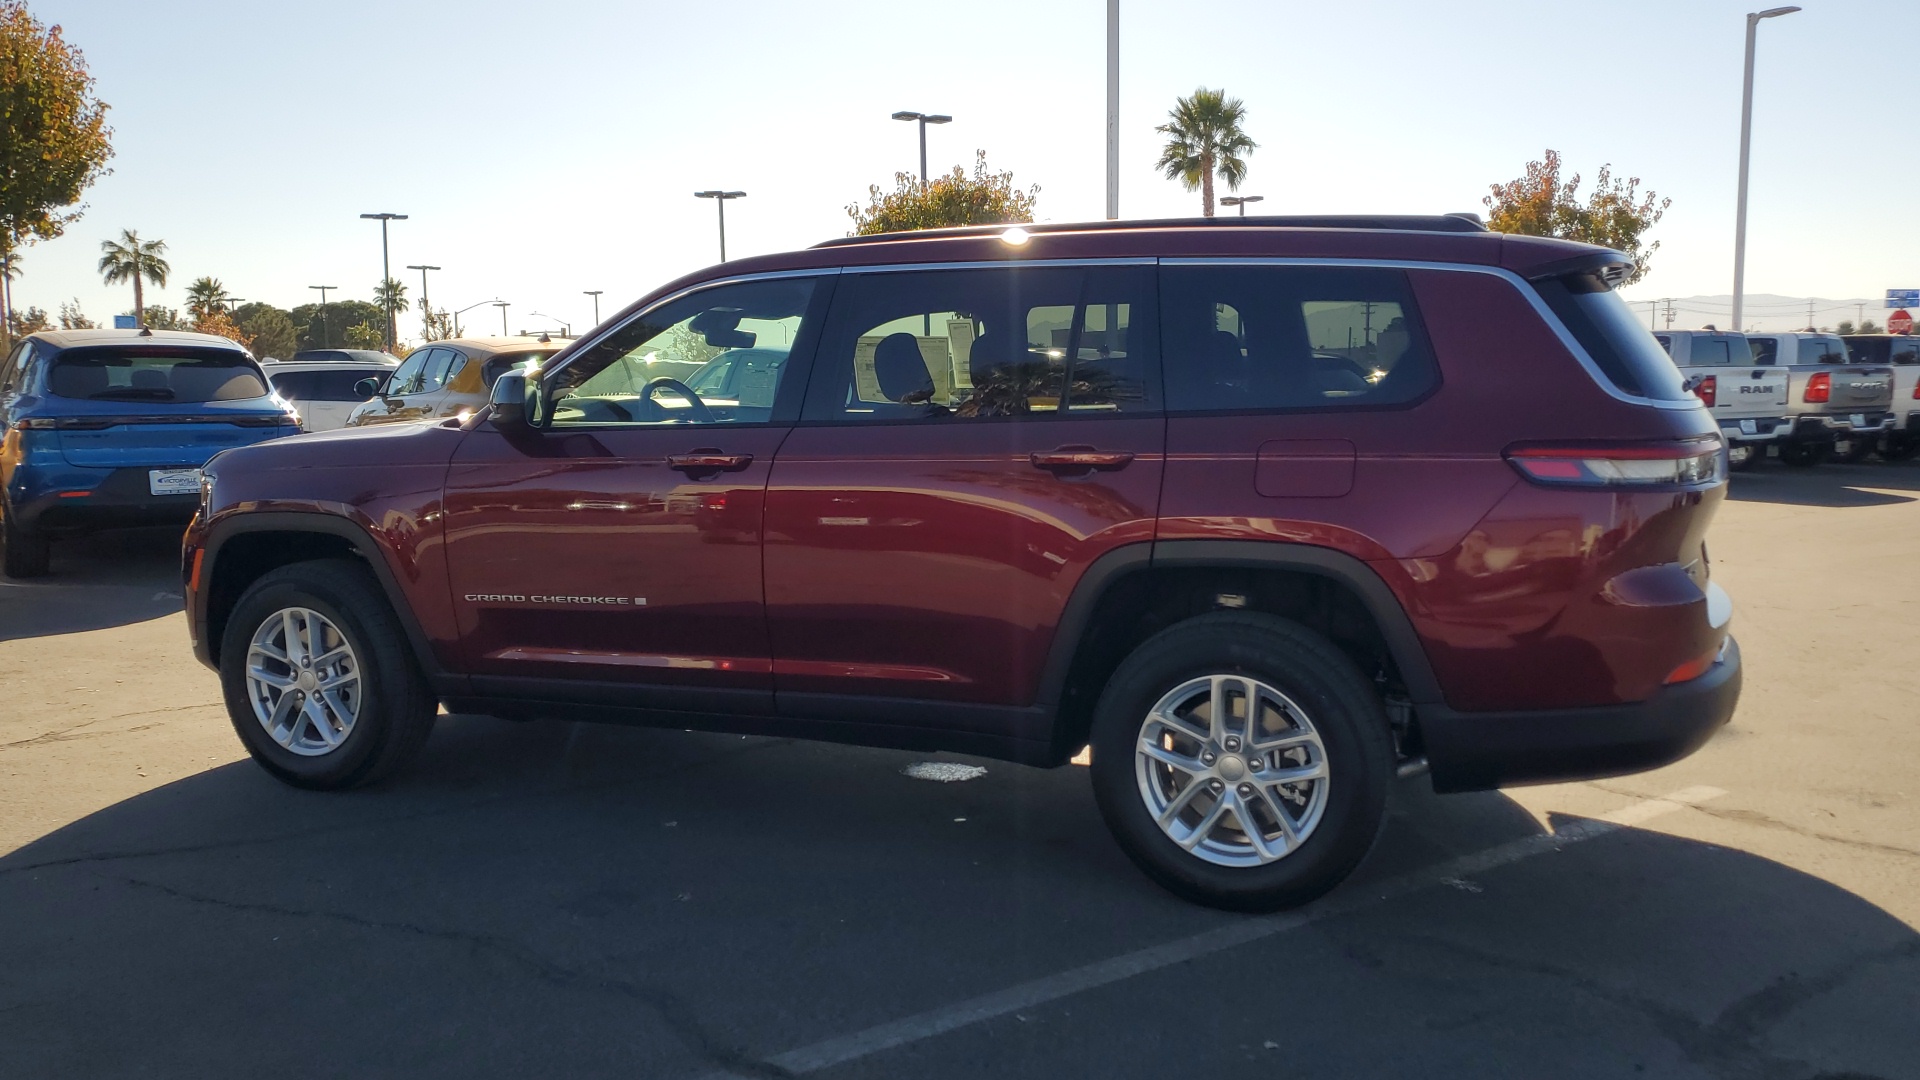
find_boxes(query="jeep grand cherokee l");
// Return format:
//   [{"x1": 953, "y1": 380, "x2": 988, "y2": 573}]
[{"x1": 182, "y1": 215, "x2": 1740, "y2": 911}]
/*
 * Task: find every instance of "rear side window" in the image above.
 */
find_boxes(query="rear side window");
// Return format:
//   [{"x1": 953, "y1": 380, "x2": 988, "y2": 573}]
[
  {"x1": 1533, "y1": 273, "x2": 1689, "y2": 400},
  {"x1": 1750, "y1": 338, "x2": 1779, "y2": 366},
  {"x1": 1802, "y1": 337, "x2": 1847, "y2": 364},
  {"x1": 806, "y1": 265, "x2": 1157, "y2": 421},
  {"x1": 271, "y1": 368, "x2": 388, "y2": 402},
  {"x1": 1689, "y1": 338, "x2": 1749, "y2": 366},
  {"x1": 479, "y1": 350, "x2": 554, "y2": 387},
  {"x1": 1894, "y1": 339, "x2": 1920, "y2": 365},
  {"x1": 47, "y1": 347, "x2": 268, "y2": 403},
  {"x1": 1160, "y1": 265, "x2": 1436, "y2": 412}
]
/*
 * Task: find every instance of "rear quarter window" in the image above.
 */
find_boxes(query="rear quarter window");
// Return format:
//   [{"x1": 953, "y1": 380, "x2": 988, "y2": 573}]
[
  {"x1": 1160, "y1": 265, "x2": 1437, "y2": 412},
  {"x1": 271, "y1": 368, "x2": 389, "y2": 402},
  {"x1": 1532, "y1": 274, "x2": 1690, "y2": 400},
  {"x1": 48, "y1": 347, "x2": 268, "y2": 403}
]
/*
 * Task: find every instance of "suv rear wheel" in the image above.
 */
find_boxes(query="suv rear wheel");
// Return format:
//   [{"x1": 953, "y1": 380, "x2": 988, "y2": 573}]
[
  {"x1": 2, "y1": 503, "x2": 50, "y2": 579},
  {"x1": 1088, "y1": 612, "x2": 1392, "y2": 912},
  {"x1": 219, "y1": 559, "x2": 437, "y2": 789}
]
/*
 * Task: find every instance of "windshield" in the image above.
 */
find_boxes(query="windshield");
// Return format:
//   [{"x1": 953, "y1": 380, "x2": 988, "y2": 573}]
[{"x1": 47, "y1": 347, "x2": 268, "y2": 403}]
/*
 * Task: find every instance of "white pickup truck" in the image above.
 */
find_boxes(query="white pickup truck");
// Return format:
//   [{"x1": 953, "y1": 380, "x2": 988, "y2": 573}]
[
  {"x1": 1747, "y1": 332, "x2": 1896, "y2": 464},
  {"x1": 1656, "y1": 329, "x2": 1790, "y2": 469},
  {"x1": 1843, "y1": 334, "x2": 1920, "y2": 459}
]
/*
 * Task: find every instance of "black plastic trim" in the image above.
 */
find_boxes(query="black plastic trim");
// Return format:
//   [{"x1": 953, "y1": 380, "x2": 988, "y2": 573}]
[
  {"x1": 468, "y1": 674, "x2": 772, "y2": 716},
  {"x1": 198, "y1": 510, "x2": 458, "y2": 694},
  {"x1": 1420, "y1": 637, "x2": 1741, "y2": 793},
  {"x1": 1032, "y1": 543, "x2": 1155, "y2": 708}
]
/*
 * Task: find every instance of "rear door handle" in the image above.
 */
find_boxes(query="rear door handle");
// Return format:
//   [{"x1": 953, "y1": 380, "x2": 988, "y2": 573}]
[
  {"x1": 1030, "y1": 447, "x2": 1136, "y2": 470},
  {"x1": 667, "y1": 450, "x2": 754, "y2": 472}
]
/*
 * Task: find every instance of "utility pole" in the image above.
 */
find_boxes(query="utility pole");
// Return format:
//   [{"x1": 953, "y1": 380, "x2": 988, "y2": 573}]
[
  {"x1": 1807, "y1": 299, "x2": 1816, "y2": 331},
  {"x1": 359, "y1": 212, "x2": 409, "y2": 350},
  {"x1": 693, "y1": 191, "x2": 746, "y2": 262},
  {"x1": 1731, "y1": 7, "x2": 1800, "y2": 335},
  {"x1": 1106, "y1": 0, "x2": 1119, "y2": 220},
  {"x1": 308, "y1": 285, "x2": 337, "y2": 348},
  {"x1": 493, "y1": 301, "x2": 510, "y2": 336},
  {"x1": 1664, "y1": 299, "x2": 1677, "y2": 329}
]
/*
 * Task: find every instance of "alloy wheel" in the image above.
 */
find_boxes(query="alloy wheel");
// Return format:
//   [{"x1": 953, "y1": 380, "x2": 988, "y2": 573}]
[
  {"x1": 1134, "y1": 674, "x2": 1330, "y2": 868},
  {"x1": 244, "y1": 607, "x2": 362, "y2": 756}
]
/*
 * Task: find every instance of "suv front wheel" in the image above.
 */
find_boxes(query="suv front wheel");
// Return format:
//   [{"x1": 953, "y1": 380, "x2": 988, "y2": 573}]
[
  {"x1": 219, "y1": 559, "x2": 437, "y2": 789},
  {"x1": 1089, "y1": 612, "x2": 1393, "y2": 912}
]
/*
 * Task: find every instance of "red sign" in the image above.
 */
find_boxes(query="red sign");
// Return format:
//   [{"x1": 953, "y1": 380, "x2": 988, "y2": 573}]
[{"x1": 1891, "y1": 309, "x2": 1915, "y2": 335}]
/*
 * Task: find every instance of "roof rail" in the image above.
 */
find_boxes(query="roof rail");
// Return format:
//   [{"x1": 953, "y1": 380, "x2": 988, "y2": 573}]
[{"x1": 814, "y1": 213, "x2": 1490, "y2": 248}]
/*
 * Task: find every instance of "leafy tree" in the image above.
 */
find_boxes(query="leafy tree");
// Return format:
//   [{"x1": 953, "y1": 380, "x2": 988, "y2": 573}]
[
  {"x1": 0, "y1": 245, "x2": 17, "y2": 344},
  {"x1": 56, "y1": 297, "x2": 92, "y2": 328},
  {"x1": 191, "y1": 308, "x2": 252, "y2": 349},
  {"x1": 847, "y1": 151, "x2": 1038, "y2": 236},
  {"x1": 129, "y1": 304, "x2": 182, "y2": 330},
  {"x1": 289, "y1": 298, "x2": 383, "y2": 350},
  {"x1": 1155, "y1": 87, "x2": 1257, "y2": 218},
  {"x1": 1837, "y1": 320, "x2": 1855, "y2": 335},
  {"x1": 4, "y1": 303, "x2": 47, "y2": 337},
  {"x1": 420, "y1": 304, "x2": 454, "y2": 341},
  {"x1": 0, "y1": 2, "x2": 113, "y2": 340},
  {"x1": 1861, "y1": 318, "x2": 1882, "y2": 334},
  {"x1": 342, "y1": 320, "x2": 384, "y2": 350},
  {"x1": 1483, "y1": 149, "x2": 1671, "y2": 286},
  {"x1": 97, "y1": 228, "x2": 169, "y2": 325},
  {"x1": 184, "y1": 276, "x2": 231, "y2": 320},
  {"x1": 235, "y1": 303, "x2": 296, "y2": 359}
]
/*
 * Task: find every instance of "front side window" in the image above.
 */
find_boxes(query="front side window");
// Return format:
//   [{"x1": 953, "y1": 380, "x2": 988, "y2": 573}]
[
  {"x1": 806, "y1": 265, "x2": 1156, "y2": 422},
  {"x1": 384, "y1": 350, "x2": 431, "y2": 395},
  {"x1": 47, "y1": 347, "x2": 268, "y2": 403},
  {"x1": 418, "y1": 347, "x2": 458, "y2": 392},
  {"x1": 1162, "y1": 265, "x2": 1437, "y2": 412},
  {"x1": 546, "y1": 277, "x2": 818, "y2": 426}
]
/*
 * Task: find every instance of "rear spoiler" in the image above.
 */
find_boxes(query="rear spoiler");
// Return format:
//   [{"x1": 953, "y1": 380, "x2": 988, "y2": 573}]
[{"x1": 1523, "y1": 250, "x2": 1635, "y2": 289}]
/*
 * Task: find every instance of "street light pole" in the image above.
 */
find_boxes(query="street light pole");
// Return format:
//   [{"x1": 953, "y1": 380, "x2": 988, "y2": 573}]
[
  {"x1": 584, "y1": 290, "x2": 603, "y2": 326},
  {"x1": 359, "y1": 212, "x2": 409, "y2": 349},
  {"x1": 307, "y1": 285, "x2": 337, "y2": 348},
  {"x1": 1106, "y1": 0, "x2": 1119, "y2": 219},
  {"x1": 493, "y1": 301, "x2": 510, "y2": 336},
  {"x1": 890, "y1": 111, "x2": 952, "y2": 187},
  {"x1": 1732, "y1": 6, "x2": 1800, "y2": 335},
  {"x1": 1220, "y1": 195, "x2": 1264, "y2": 217},
  {"x1": 693, "y1": 191, "x2": 746, "y2": 262},
  {"x1": 406, "y1": 264, "x2": 439, "y2": 336}
]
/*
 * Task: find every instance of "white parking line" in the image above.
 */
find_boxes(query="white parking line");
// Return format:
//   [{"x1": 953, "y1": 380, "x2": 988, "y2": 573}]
[{"x1": 699, "y1": 785, "x2": 1726, "y2": 1080}]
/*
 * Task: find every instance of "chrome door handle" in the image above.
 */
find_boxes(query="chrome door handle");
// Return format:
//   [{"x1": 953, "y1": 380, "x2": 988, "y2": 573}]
[
  {"x1": 1030, "y1": 447, "x2": 1136, "y2": 470},
  {"x1": 667, "y1": 451, "x2": 754, "y2": 472}
]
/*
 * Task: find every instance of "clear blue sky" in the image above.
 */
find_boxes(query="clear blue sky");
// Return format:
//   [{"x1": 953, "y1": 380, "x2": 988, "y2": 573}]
[{"x1": 11, "y1": 0, "x2": 1914, "y2": 340}]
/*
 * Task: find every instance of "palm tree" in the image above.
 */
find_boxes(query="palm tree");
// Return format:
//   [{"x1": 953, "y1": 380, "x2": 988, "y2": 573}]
[
  {"x1": 374, "y1": 277, "x2": 409, "y2": 315},
  {"x1": 98, "y1": 229, "x2": 171, "y2": 327},
  {"x1": 185, "y1": 276, "x2": 230, "y2": 320},
  {"x1": 1155, "y1": 88, "x2": 1258, "y2": 218}
]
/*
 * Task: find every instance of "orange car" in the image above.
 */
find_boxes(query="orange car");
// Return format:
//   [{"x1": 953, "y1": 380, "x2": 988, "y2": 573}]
[{"x1": 344, "y1": 337, "x2": 560, "y2": 427}]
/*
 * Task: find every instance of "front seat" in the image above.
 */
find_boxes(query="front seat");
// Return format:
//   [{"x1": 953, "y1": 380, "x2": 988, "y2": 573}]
[{"x1": 872, "y1": 332, "x2": 934, "y2": 404}]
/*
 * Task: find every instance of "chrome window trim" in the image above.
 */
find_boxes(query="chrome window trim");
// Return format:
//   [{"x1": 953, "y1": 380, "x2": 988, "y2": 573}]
[
  {"x1": 538, "y1": 267, "x2": 841, "y2": 386},
  {"x1": 1159, "y1": 256, "x2": 1701, "y2": 412}
]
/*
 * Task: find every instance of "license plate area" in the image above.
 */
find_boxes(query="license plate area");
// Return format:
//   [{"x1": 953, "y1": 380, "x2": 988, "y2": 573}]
[
  {"x1": 148, "y1": 468, "x2": 200, "y2": 496},
  {"x1": 1739, "y1": 419, "x2": 1758, "y2": 435},
  {"x1": 1851, "y1": 413, "x2": 1868, "y2": 428}
]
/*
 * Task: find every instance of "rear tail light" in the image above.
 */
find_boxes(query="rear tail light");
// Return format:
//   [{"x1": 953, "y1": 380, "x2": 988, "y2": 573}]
[
  {"x1": 1505, "y1": 438, "x2": 1725, "y2": 488},
  {"x1": 1664, "y1": 643, "x2": 1724, "y2": 685},
  {"x1": 1804, "y1": 371, "x2": 1831, "y2": 403},
  {"x1": 1692, "y1": 375, "x2": 1717, "y2": 408},
  {"x1": 1911, "y1": 380, "x2": 1919, "y2": 400}
]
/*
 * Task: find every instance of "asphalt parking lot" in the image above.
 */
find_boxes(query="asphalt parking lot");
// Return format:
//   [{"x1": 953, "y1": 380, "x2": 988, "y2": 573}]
[{"x1": 3, "y1": 465, "x2": 1919, "y2": 1080}]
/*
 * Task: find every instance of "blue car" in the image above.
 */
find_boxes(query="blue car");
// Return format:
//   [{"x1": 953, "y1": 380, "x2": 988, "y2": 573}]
[{"x1": 0, "y1": 328, "x2": 300, "y2": 577}]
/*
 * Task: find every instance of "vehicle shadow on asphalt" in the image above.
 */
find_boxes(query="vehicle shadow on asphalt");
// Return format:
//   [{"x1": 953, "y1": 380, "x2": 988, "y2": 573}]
[
  {"x1": 1729, "y1": 461, "x2": 1920, "y2": 507},
  {"x1": 1, "y1": 715, "x2": 1913, "y2": 1079},
  {"x1": 0, "y1": 526, "x2": 184, "y2": 641}
]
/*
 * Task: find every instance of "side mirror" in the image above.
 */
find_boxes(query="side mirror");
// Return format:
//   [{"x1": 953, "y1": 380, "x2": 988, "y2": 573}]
[
  {"x1": 353, "y1": 377, "x2": 381, "y2": 398},
  {"x1": 489, "y1": 371, "x2": 542, "y2": 430}
]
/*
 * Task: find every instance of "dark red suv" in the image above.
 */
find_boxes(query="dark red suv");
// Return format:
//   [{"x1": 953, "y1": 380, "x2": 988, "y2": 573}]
[{"x1": 183, "y1": 216, "x2": 1739, "y2": 911}]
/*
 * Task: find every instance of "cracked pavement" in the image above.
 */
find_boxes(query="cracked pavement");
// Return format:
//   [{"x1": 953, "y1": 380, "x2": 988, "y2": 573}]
[{"x1": 4, "y1": 469, "x2": 1920, "y2": 1079}]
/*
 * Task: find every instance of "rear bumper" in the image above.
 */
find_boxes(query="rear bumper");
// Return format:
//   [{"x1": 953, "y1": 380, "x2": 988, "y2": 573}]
[
  {"x1": 12, "y1": 466, "x2": 200, "y2": 533},
  {"x1": 1792, "y1": 413, "x2": 1894, "y2": 438},
  {"x1": 1717, "y1": 417, "x2": 1791, "y2": 443},
  {"x1": 1419, "y1": 636, "x2": 1741, "y2": 793}
]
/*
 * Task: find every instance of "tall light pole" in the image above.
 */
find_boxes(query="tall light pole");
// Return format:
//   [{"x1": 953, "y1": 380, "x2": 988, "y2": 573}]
[
  {"x1": 584, "y1": 290, "x2": 603, "y2": 326},
  {"x1": 694, "y1": 191, "x2": 746, "y2": 262},
  {"x1": 448, "y1": 299, "x2": 501, "y2": 338},
  {"x1": 307, "y1": 285, "x2": 337, "y2": 348},
  {"x1": 406, "y1": 264, "x2": 439, "y2": 336},
  {"x1": 359, "y1": 212, "x2": 408, "y2": 349},
  {"x1": 1106, "y1": 0, "x2": 1119, "y2": 220},
  {"x1": 889, "y1": 111, "x2": 952, "y2": 187},
  {"x1": 1732, "y1": 6, "x2": 1800, "y2": 334},
  {"x1": 1220, "y1": 195, "x2": 1264, "y2": 217},
  {"x1": 492, "y1": 301, "x2": 510, "y2": 336}
]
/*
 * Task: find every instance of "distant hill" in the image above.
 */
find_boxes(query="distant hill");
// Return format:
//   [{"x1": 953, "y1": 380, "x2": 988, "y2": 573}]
[{"x1": 1616, "y1": 293, "x2": 1902, "y2": 333}]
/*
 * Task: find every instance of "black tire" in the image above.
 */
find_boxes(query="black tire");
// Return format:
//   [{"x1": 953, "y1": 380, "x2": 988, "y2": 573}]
[
  {"x1": 1, "y1": 503, "x2": 51, "y2": 579},
  {"x1": 1727, "y1": 443, "x2": 1760, "y2": 471},
  {"x1": 219, "y1": 559, "x2": 437, "y2": 790},
  {"x1": 1778, "y1": 440, "x2": 1830, "y2": 468},
  {"x1": 1088, "y1": 612, "x2": 1393, "y2": 912},
  {"x1": 1834, "y1": 436, "x2": 1875, "y2": 464},
  {"x1": 1880, "y1": 436, "x2": 1920, "y2": 462}
]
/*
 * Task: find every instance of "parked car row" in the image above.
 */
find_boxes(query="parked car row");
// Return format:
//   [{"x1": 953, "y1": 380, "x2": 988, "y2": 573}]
[{"x1": 1661, "y1": 329, "x2": 1918, "y2": 468}]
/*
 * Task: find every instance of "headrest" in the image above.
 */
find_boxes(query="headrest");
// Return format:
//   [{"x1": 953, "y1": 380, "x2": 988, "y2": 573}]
[{"x1": 873, "y1": 333, "x2": 932, "y2": 402}]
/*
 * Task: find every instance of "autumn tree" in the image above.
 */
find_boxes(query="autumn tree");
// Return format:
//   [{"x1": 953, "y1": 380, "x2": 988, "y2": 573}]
[
  {"x1": 1483, "y1": 150, "x2": 1671, "y2": 285},
  {"x1": 191, "y1": 307, "x2": 253, "y2": 350},
  {"x1": 1155, "y1": 87, "x2": 1257, "y2": 217},
  {"x1": 4, "y1": 303, "x2": 47, "y2": 337},
  {"x1": 0, "y1": 1, "x2": 113, "y2": 344},
  {"x1": 847, "y1": 151, "x2": 1038, "y2": 236}
]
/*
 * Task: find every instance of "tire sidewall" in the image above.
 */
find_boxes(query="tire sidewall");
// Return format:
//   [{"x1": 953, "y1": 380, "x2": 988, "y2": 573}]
[
  {"x1": 1089, "y1": 616, "x2": 1391, "y2": 911},
  {"x1": 220, "y1": 568, "x2": 404, "y2": 788}
]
